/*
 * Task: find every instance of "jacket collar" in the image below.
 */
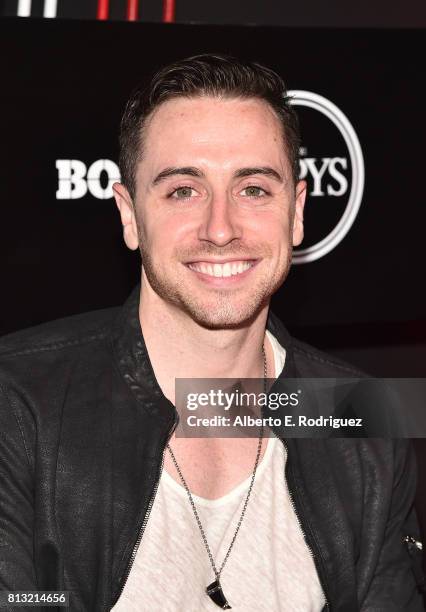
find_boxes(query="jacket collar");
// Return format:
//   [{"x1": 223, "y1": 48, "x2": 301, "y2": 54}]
[
  {"x1": 111, "y1": 285, "x2": 176, "y2": 428},
  {"x1": 265, "y1": 308, "x2": 297, "y2": 378},
  {"x1": 112, "y1": 284, "x2": 298, "y2": 418}
]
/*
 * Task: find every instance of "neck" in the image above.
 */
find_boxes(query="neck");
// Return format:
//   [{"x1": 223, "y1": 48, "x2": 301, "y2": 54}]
[{"x1": 138, "y1": 282, "x2": 272, "y2": 404}]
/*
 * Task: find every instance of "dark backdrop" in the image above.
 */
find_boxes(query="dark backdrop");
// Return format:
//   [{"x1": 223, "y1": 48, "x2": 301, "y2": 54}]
[{"x1": 1, "y1": 17, "x2": 425, "y2": 375}]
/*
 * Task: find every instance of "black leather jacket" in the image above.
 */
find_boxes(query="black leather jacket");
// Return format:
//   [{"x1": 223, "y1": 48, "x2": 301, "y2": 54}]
[{"x1": 0, "y1": 287, "x2": 423, "y2": 611}]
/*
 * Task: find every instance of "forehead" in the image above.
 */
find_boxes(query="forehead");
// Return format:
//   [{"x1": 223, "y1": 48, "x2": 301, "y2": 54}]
[{"x1": 141, "y1": 96, "x2": 288, "y2": 173}]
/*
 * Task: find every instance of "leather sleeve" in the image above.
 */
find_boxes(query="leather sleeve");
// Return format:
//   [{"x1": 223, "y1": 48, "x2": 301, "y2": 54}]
[
  {"x1": 361, "y1": 439, "x2": 425, "y2": 611},
  {"x1": 0, "y1": 383, "x2": 38, "y2": 598}
]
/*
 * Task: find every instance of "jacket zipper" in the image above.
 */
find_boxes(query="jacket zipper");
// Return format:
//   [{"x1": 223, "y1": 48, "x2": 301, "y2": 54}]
[
  {"x1": 280, "y1": 436, "x2": 331, "y2": 611},
  {"x1": 113, "y1": 416, "x2": 178, "y2": 606},
  {"x1": 113, "y1": 423, "x2": 331, "y2": 609}
]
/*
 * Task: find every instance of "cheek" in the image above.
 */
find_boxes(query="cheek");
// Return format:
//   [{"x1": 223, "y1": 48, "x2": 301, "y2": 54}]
[
  {"x1": 250, "y1": 212, "x2": 291, "y2": 246},
  {"x1": 258, "y1": 217, "x2": 293, "y2": 273},
  {"x1": 167, "y1": 216, "x2": 196, "y2": 238},
  {"x1": 142, "y1": 213, "x2": 197, "y2": 257}
]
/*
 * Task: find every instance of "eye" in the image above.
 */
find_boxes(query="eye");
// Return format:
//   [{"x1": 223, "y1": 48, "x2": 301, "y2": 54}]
[
  {"x1": 170, "y1": 186, "x2": 197, "y2": 200},
  {"x1": 240, "y1": 185, "x2": 268, "y2": 198}
]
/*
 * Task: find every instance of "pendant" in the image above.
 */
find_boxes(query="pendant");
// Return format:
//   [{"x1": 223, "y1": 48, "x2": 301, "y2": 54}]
[{"x1": 206, "y1": 579, "x2": 232, "y2": 609}]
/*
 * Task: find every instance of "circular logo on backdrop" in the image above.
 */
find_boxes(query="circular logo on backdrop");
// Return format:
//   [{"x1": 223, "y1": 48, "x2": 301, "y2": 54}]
[{"x1": 287, "y1": 90, "x2": 365, "y2": 264}]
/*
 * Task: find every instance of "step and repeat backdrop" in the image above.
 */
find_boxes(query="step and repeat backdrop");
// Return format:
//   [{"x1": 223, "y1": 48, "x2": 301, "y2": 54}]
[{"x1": 1, "y1": 18, "x2": 425, "y2": 371}]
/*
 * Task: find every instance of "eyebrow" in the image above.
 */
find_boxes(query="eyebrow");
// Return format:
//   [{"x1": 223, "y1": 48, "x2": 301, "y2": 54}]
[
  {"x1": 152, "y1": 167, "x2": 203, "y2": 186},
  {"x1": 151, "y1": 166, "x2": 283, "y2": 186},
  {"x1": 234, "y1": 167, "x2": 283, "y2": 182}
]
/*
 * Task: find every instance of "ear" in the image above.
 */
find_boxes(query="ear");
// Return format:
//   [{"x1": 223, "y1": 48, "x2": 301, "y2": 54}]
[
  {"x1": 292, "y1": 180, "x2": 307, "y2": 247},
  {"x1": 112, "y1": 183, "x2": 139, "y2": 251}
]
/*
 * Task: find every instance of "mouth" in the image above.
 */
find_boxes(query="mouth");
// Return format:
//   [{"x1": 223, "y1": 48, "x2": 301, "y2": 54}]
[{"x1": 185, "y1": 259, "x2": 258, "y2": 281}]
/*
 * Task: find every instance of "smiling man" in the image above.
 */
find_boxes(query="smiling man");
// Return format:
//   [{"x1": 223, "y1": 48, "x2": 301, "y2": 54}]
[{"x1": 0, "y1": 54, "x2": 424, "y2": 611}]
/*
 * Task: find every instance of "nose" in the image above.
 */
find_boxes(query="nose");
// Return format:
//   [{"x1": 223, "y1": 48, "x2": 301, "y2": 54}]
[{"x1": 198, "y1": 192, "x2": 242, "y2": 246}]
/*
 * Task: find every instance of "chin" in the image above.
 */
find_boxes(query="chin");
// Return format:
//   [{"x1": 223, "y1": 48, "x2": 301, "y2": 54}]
[{"x1": 178, "y1": 296, "x2": 267, "y2": 330}]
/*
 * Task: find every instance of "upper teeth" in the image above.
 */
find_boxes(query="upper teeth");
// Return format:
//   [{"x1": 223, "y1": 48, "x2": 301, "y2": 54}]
[{"x1": 188, "y1": 261, "x2": 253, "y2": 277}]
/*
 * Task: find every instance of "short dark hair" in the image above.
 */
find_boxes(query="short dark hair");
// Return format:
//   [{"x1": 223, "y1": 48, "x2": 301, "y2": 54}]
[{"x1": 119, "y1": 53, "x2": 300, "y2": 200}]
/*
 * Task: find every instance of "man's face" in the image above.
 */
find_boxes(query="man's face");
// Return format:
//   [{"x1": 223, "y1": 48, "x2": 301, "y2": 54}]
[{"x1": 114, "y1": 96, "x2": 306, "y2": 329}]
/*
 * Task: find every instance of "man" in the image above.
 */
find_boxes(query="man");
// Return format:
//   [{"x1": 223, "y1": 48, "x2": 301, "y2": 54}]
[{"x1": 0, "y1": 54, "x2": 423, "y2": 611}]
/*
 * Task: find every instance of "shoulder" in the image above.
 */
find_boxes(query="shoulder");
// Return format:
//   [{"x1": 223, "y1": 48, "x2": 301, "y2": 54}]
[
  {"x1": 267, "y1": 309, "x2": 366, "y2": 378},
  {"x1": 291, "y1": 337, "x2": 367, "y2": 378},
  {"x1": 0, "y1": 307, "x2": 122, "y2": 438},
  {"x1": 0, "y1": 307, "x2": 119, "y2": 360}
]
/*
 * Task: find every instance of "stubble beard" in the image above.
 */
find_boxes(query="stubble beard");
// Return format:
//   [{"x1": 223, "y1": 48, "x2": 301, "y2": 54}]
[{"x1": 139, "y1": 241, "x2": 293, "y2": 330}]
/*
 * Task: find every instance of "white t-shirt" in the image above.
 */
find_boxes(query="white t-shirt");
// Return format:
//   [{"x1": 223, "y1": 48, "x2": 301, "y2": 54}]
[{"x1": 112, "y1": 331, "x2": 326, "y2": 611}]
